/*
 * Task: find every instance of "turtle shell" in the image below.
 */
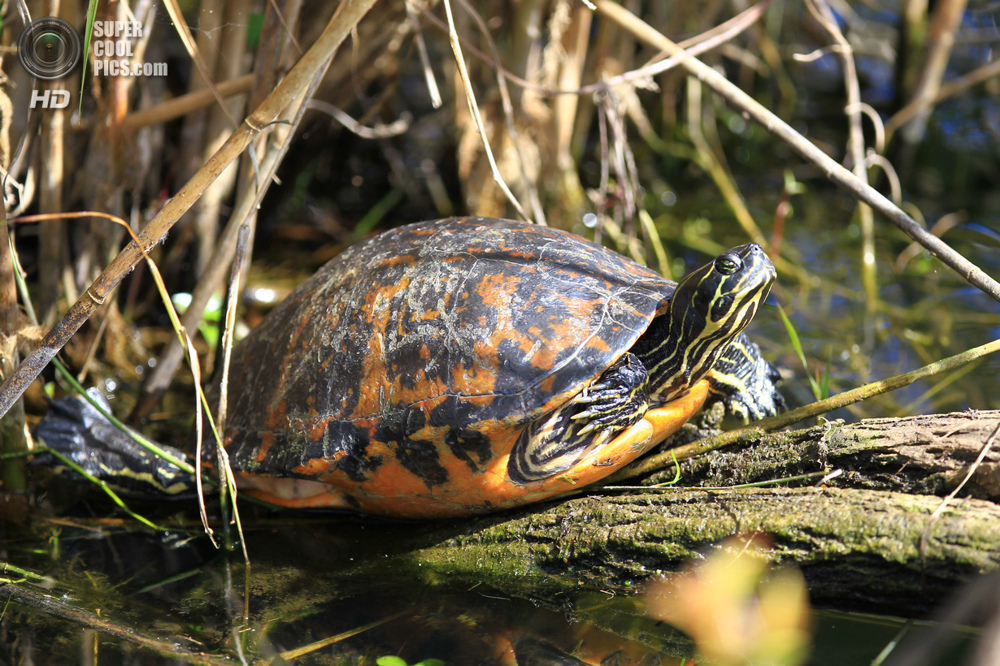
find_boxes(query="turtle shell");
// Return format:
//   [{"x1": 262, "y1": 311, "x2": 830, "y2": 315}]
[{"x1": 223, "y1": 217, "x2": 690, "y2": 516}]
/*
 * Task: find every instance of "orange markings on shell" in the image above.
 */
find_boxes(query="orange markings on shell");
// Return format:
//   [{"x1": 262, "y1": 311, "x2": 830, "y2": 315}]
[
  {"x1": 220, "y1": 218, "x2": 692, "y2": 518},
  {"x1": 245, "y1": 381, "x2": 710, "y2": 517}
]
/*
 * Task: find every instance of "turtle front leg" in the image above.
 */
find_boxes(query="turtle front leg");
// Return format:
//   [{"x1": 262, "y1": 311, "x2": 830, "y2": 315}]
[
  {"x1": 706, "y1": 333, "x2": 786, "y2": 422},
  {"x1": 571, "y1": 353, "x2": 651, "y2": 434},
  {"x1": 507, "y1": 353, "x2": 651, "y2": 483}
]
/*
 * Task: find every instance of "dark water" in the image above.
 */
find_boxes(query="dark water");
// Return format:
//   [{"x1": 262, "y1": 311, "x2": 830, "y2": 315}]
[{"x1": 0, "y1": 513, "x2": 980, "y2": 664}]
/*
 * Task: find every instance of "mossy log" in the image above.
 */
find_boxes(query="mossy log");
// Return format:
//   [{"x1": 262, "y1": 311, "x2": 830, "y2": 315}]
[
  {"x1": 679, "y1": 409, "x2": 1000, "y2": 499},
  {"x1": 387, "y1": 410, "x2": 1000, "y2": 615}
]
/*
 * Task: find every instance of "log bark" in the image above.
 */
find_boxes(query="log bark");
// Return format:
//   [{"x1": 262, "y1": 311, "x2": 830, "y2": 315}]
[
  {"x1": 381, "y1": 410, "x2": 1000, "y2": 616},
  {"x1": 679, "y1": 409, "x2": 1000, "y2": 499}
]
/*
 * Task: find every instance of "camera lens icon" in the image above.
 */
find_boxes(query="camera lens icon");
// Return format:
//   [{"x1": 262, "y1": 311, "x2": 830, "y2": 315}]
[{"x1": 19, "y1": 17, "x2": 81, "y2": 80}]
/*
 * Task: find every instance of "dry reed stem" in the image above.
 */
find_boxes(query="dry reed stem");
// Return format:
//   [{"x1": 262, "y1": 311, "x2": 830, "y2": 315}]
[
  {"x1": 897, "y1": 0, "x2": 969, "y2": 145},
  {"x1": 442, "y1": 0, "x2": 531, "y2": 222},
  {"x1": 37, "y1": 78, "x2": 65, "y2": 327},
  {"x1": 457, "y1": 0, "x2": 546, "y2": 224},
  {"x1": 189, "y1": 0, "x2": 254, "y2": 276},
  {"x1": 0, "y1": 0, "x2": 381, "y2": 419},
  {"x1": 592, "y1": 0, "x2": 1000, "y2": 304},
  {"x1": 162, "y1": 0, "x2": 238, "y2": 128},
  {"x1": 124, "y1": 74, "x2": 255, "y2": 129},
  {"x1": 805, "y1": 0, "x2": 879, "y2": 325}
]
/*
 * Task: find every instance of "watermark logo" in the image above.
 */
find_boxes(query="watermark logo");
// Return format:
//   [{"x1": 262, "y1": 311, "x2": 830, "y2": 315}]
[
  {"x1": 19, "y1": 16, "x2": 168, "y2": 86},
  {"x1": 30, "y1": 89, "x2": 70, "y2": 109},
  {"x1": 18, "y1": 17, "x2": 81, "y2": 80},
  {"x1": 92, "y1": 20, "x2": 167, "y2": 77}
]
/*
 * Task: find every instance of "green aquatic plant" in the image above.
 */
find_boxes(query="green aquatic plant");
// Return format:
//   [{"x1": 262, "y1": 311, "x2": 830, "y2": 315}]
[
  {"x1": 376, "y1": 657, "x2": 446, "y2": 666},
  {"x1": 777, "y1": 304, "x2": 830, "y2": 402}
]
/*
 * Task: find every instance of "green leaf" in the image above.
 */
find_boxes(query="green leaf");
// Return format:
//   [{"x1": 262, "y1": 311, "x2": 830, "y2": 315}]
[
  {"x1": 377, "y1": 657, "x2": 408, "y2": 666},
  {"x1": 79, "y1": 0, "x2": 99, "y2": 114},
  {"x1": 777, "y1": 304, "x2": 822, "y2": 401}
]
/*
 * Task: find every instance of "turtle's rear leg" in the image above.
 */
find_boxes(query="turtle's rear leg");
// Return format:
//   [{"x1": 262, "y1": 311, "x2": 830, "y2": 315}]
[{"x1": 34, "y1": 389, "x2": 197, "y2": 497}]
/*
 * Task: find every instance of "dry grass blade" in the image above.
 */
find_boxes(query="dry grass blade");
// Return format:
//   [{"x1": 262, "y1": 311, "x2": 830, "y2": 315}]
[
  {"x1": 211, "y1": 223, "x2": 252, "y2": 563},
  {"x1": 273, "y1": 612, "x2": 407, "y2": 662},
  {"x1": 216, "y1": 223, "x2": 251, "y2": 453},
  {"x1": 442, "y1": 0, "x2": 531, "y2": 222},
  {"x1": 187, "y1": 329, "x2": 215, "y2": 547},
  {"x1": 406, "y1": 0, "x2": 442, "y2": 108},
  {"x1": 0, "y1": 0, "x2": 382, "y2": 419}
]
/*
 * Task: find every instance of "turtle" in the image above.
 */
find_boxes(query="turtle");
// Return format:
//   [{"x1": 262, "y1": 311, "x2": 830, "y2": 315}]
[{"x1": 36, "y1": 217, "x2": 784, "y2": 518}]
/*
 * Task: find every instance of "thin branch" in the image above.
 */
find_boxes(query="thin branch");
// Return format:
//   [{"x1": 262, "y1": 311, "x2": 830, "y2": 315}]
[
  {"x1": 307, "y1": 100, "x2": 410, "y2": 138},
  {"x1": 886, "y1": 56, "x2": 1000, "y2": 137},
  {"x1": 418, "y1": 0, "x2": 771, "y2": 98},
  {"x1": 805, "y1": 0, "x2": 878, "y2": 321}
]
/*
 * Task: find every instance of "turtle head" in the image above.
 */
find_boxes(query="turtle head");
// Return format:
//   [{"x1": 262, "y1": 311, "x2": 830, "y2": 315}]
[
  {"x1": 641, "y1": 243, "x2": 776, "y2": 401},
  {"x1": 675, "y1": 243, "x2": 775, "y2": 342}
]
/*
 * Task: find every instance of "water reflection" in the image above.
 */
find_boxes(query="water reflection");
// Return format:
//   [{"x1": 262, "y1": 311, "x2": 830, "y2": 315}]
[{"x1": 0, "y1": 513, "x2": 984, "y2": 664}]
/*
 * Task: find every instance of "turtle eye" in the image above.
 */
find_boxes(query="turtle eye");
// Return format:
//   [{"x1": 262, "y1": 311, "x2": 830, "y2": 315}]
[{"x1": 715, "y1": 253, "x2": 742, "y2": 276}]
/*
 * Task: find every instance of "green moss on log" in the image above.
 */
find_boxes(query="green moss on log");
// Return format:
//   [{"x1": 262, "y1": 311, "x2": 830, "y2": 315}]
[{"x1": 403, "y1": 486, "x2": 1000, "y2": 614}]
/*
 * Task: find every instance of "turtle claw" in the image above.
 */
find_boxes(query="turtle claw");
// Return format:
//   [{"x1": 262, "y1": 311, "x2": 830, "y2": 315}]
[
  {"x1": 573, "y1": 388, "x2": 606, "y2": 404},
  {"x1": 569, "y1": 353, "x2": 650, "y2": 434}
]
